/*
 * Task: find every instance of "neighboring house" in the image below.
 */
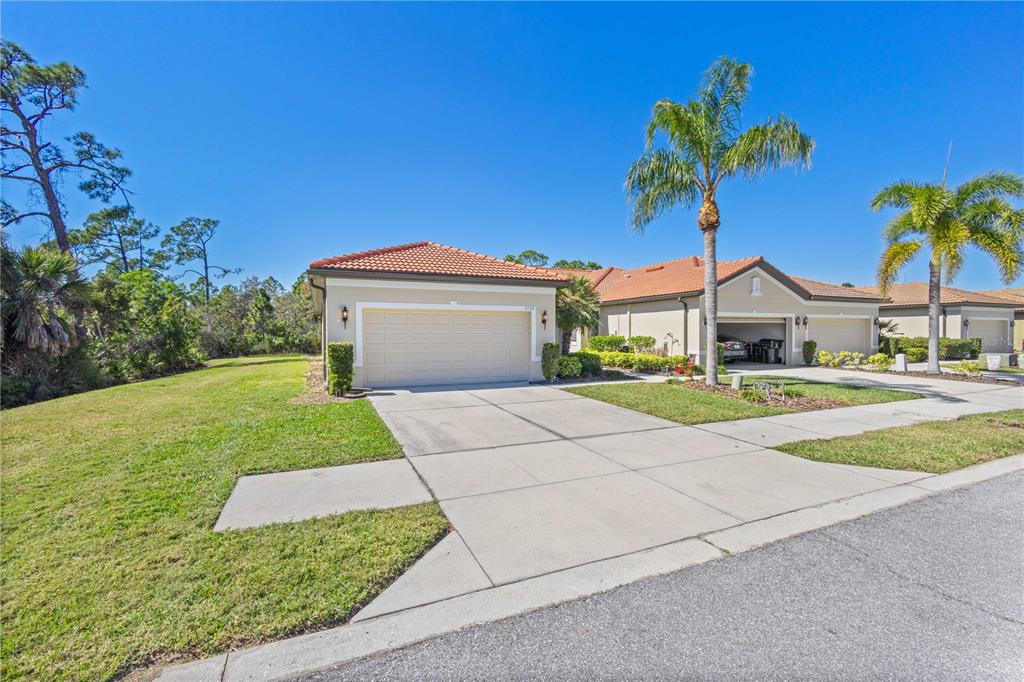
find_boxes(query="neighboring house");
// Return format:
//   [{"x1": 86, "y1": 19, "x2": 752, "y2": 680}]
[
  {"x1": 975, "y1": 288, "x2": 1023, "y2": 352},
  {"x1": 307, "y1": 242, "x2": 568, "y2": 388},
  {"x1": 860, "y1": 283, "x2": 1016, "y2": 353},
  {"x1": 559, "y1": 256, "x2": 883, "y2": 365}
]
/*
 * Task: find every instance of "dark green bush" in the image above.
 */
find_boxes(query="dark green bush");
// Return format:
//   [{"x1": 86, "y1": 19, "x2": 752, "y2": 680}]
[
  {"x1": 717, "y1": 342, "x2": 726, "y2": 366},
  {"x1": 881, "y1": 336, "x2": 981, "y2": 360},
  {"x1": 904, "y1": 347, "x2": 928, "y2": 363},
  {"x1": 628, "y1": 335, "x2": 656, "y2": 353},
  {"x1": 542, "y1": 343, "x2": 561, "y2": 382},
  {"x1": 326, "y1": 342, "x2": 354, "y2": 395},
  {"x1": 802, "y1": 340, "x2": 817, "y2": 365},
  {"x1": 569, "y1": 351, "x2": 602, "y2": 376},
  {"x1": 557, "y1": 355, "x2": 583, "y2": 378},
  {"x1": 587, "y1": 335, "x2": 625, "y2": 352},
  {"x1": 0, "y1": 374, "x2": 33, "y2": 409}
]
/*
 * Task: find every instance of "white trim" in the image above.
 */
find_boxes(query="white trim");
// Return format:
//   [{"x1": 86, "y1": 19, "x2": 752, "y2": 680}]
[
  {"x1": 965, "y1": 315, "x2": 1014, "y2": 321},
  {"x1": 325, "y1": 277, "x2": 556, "y2": 295},
  {"x1": 353, "y1": 301, "x2": 539, "y2": 367},
  {"x1": 805, "y1": 313, "x2": 874, "y2": 319}
]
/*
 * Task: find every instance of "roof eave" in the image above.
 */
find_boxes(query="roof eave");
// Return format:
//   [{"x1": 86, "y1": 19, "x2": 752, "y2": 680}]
[{"x1": 306, "y1": 267, "x2": 570, "y2": 287}]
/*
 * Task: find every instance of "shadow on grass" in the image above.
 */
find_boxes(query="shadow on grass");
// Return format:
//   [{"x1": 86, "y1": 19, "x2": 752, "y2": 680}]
[{"x1": 205, "y1": 356, "x2": 310, "y2": 370}]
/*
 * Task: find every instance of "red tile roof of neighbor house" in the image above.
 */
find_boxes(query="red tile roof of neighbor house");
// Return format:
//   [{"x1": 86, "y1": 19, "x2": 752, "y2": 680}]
[
  {"x1": 554, "y1": 256, "x2": 881, "y2": 304},
  {"x1": 860, "y1": 283, "x2": 1018, "y2": 308},
  {"x1": 977, "y1": 288, "x2": 1024, "y2": 308},
  {"x1": 309, "y1": 242, "x2": 570, "y2": 283}
]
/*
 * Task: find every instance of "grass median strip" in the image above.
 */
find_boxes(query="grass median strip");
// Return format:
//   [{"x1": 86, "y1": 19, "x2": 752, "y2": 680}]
[
  {"x1": 777, "y1": 409, "x2": 1024, "y2": 473},
  {"x1": 565, "y1": 376, "x2": 919, "y2": 426},
  {"x1": 2, "y1": 355, "x2": 448, "y2": 681}
]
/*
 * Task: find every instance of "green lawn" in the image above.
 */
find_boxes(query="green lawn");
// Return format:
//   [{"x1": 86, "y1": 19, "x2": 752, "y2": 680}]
[
  {"x1": 565, "y1": 376, "x2": 919, "y2": 426},
  {"x1": 743, "y1": 375, "x2": 922, "y2": 406},
  {"x1": 778, "y1": 410, "x2": 1024, "y2": 473},
  {"x1": 1, "y1": 356, "x2": 448, "y2": 681}
]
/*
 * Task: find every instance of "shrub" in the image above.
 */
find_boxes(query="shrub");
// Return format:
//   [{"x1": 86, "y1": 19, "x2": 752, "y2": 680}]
[
  {"x1": 717, "y1": 342, "x2": 725, "y2": 366},
  {"x1": 0, "y1": 374, "x2": 33, "y2": 409},
  {"x1": 587, "y1": 335, "x2": 625, "y2": 352},
  {"x1": 542, "y1": 342, "x2": 561, "y2": 382},
  {"x1": 904, "y1": 347, "x2": 928, "y2": 363},
  {"x1": 665, "y1": 377, "x2": 684, "y2": 385},
  {"x1": 949, "y1": 359, "x2": 983, "y2": 374},
  {"x1": 816, "y1": 350, "x2": 864, "y2": 368},
  {"x1": 569, "y1": 351, "x2": 602, "y2": 376},
  {"x1": 802, "y1": 340, "x2": 817, "y2": 365},
  {"x1": 326, "y1": 342, "x2": 354, "y2": 395},
  {"x1": 629, "y1": 335, "x2": 656, "y2": 353},
  {"x1": 881, "y1": 336, "x2": 982, "y2": 360},
  {"x1": 557, "y1": 354, "x2": 582, "y2": 378},
  {"x1": 865, "y1": 353, "x2": 894, "y2": 371}
]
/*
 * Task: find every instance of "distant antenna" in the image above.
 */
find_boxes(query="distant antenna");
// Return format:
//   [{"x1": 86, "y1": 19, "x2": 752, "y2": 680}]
[{"x1": 941, "y1": 140, "x2": 953, "y2": 185}]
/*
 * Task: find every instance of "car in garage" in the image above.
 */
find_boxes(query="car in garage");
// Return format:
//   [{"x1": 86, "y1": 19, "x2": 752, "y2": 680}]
[{"x1": 718, "y1": 334, "x2": 748, "y2": 363}]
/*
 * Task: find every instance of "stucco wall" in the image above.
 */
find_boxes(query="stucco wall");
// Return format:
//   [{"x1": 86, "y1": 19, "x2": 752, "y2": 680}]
[
  {"x1": 323, "y1": 276, "x2": 558, "y2": 385},
  {"x1": 599, "y1": 297, "x2": 699, "y2": 356},
  {"x1": 882, "y1": 305, "x2": 1014, "y2": 352}
]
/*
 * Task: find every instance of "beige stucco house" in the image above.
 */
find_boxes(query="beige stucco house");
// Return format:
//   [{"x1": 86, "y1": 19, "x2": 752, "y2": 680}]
[
  {"x1": 308, "y1": 242, "x2": 567, "y2": 388},
  {"x1": 860, "y1": 283, "x2": 1017, "y2": 353},
  {"x1": 564, "y1": 256, "x2": 884, "y2": 366}
]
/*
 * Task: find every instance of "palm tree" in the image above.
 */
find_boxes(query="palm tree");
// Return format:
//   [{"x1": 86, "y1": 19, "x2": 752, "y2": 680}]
[
  {"x1": 556, "y1": 275, "x2": 600, "y2": 353},
  {"x1": 625, "y1": 57, "x2": 813, "y2": 384},
  {"x1": 874, "y1": 171, "x2": 1024, "y2": 374},
  {"x1": 0, "y1": 244, "x2": 90, "y2": 355}
]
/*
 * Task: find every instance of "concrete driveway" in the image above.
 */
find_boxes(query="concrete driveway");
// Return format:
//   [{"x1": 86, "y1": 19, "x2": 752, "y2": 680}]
[{"x1": 367, "y1": 380, "x2": 927, "y2": 600}]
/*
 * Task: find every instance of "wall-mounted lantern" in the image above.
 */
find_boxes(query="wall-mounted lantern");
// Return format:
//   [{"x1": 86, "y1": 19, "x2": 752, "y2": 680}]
[
  {"x1": 541, "y1": 310, "x2": 548, "y2": 329},
  {"x1": 795, "y1": 316, "x2": 802, "y2": 328},
  {"x1": 1011, "y1": 320, "x2": 1016, "y2": 328},
  {"x1": 963, "y1": 318, "x2": 970, "y2": 329},
  {"x1": 340, "y1": 305, "x2": 349, "y2": 329},
  {"x1": 873, "y1": 317, "x2": 880, "y2": 327},
  {"x1": 802, "y1": 316, "x2": 809, "y2": 326}
]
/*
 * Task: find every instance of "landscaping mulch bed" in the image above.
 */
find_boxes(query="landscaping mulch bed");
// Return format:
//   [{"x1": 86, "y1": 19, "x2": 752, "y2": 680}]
[
  {"x1": 675, "y1": 379, "x2": 846, "y2": 412},
  {"x1": 289, "y1": 356, "x2": 369, "y2": 403},
  {"x1": 838, "y1": 367, "x2": 1005, "y2": 385}
]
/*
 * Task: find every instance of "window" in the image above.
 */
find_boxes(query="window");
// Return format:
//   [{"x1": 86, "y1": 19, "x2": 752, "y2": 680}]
[{"x1": 751, "y1": 277, "x2": 762, "y2": 295}]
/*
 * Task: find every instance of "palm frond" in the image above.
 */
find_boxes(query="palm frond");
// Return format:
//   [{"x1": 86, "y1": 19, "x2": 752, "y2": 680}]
[
  {"x1": 953, "y1": 170, "x2": 1024, "y2": 209},
  {"x1": 624, "y1": 149, "x2": 701, "y2": 232},
  {"x1": 877, "y1": 240, "x2": 922, "y2": 296},
  {"x1": 882, "y1": 211, "x2": 921, "y2": 242},
  {"x1": 718, "y1": 114, "x2": 814, "y2": 180},
  {"x1": 967, "y1": 222, "x2": 1024, "y2": 285},
  {"x1": 699, "y1": 57, "x2": 752, "y2": 138},
  {"x1": 870, "y1": 180, "x2": 923, "y2": 212}
]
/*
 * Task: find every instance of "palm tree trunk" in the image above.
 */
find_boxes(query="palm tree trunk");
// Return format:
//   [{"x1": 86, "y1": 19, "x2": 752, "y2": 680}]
[
  {"x1": 703, "y1": 228, "x2": 718, "y2": 385},
  {"x1": 927, "y1": 258, "x2": 941, "y2": 374},
  {"x1": 561, "y1": 329, "x2": 572, "y2": 354}
]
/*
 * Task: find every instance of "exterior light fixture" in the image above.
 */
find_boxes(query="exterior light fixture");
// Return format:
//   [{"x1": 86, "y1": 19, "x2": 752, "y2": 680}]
[
  {"x1": 963, "y1": 318, "x2": 970, "y2": 329},
  {"x1": 541, "y1": 310, "x2": 548, "y2": 328},
  {"x1": 802, "y1": 316, "x2": 809, "y2": 326},
  {"x1": 702, "y1": 316, "x2": 707, "y2": 326},
  {"x1": 795, "y1": 316, "x2": 802, "y2": 328},
  {"x1": 340, "y1": 305, "x2": 349, "y2": 329},
  {"x1": 1011, "y1": 320, "x2": 1016, "y2": 328},
  {"x1": 873, "y1": 317, "x2": 880, "y2": 327}
]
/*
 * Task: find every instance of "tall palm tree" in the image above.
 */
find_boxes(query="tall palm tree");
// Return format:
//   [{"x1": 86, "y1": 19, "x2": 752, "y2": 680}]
[
  {"x1": 625, "y1": 57, "x2": 813, "y2": 384},
  {"x1": 873, "y1": 171, "x2": 1024, "y2": 374},
  {"x1": 556, "y1": 275, "x2": 600, "y2": 353},
  {"x1": 0, "y1": 244, "x2": 90, "y2": 355}
]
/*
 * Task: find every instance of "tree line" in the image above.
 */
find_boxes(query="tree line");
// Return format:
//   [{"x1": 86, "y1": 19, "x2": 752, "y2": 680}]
[{"x1": 1, "y1": 41, "x2": 319, "y2": 407}]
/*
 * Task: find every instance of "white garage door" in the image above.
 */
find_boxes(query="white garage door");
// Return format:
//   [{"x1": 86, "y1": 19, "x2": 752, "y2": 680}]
[
  {"x1": 971, "y1": 320, "x2": 1010, "y2": 353},
  {"x1": 362, "y1": 309, "x2": 531, "y2": 387},
  {"x1": 810, "y1": 318, "x2": 870, "y2": 354}
]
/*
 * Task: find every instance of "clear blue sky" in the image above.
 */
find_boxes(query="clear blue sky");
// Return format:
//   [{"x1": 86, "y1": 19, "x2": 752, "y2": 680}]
[{"x1": 4, "y1": 2, "x2": 1022, "y2": 290}]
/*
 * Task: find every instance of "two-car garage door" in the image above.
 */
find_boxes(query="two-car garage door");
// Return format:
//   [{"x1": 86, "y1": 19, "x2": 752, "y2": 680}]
[{"x1": 362, "y1": 309, "x2": 531, "y2": 387}]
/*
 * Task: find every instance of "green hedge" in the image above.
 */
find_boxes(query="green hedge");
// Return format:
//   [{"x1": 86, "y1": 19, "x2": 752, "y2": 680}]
[
  {"x1": 557, "y1": 355, "x2": 583, "y2": 378},
  {"x1": 628, "y1": 335, "x2": 656, "y2": 353},
  {"x1": 802, "y1": 340, "x2": 817, "y2": 365},
  {"x1": 587, "y1": 335, "x2": 625, "y2": 352},
  {"x1": 542, "y1": 343, "x2": 561, "y2": 382},
  {"x1": 589, "y1": 351, "x2": 690, "y2": 372},
  {"x1": 568, "y1": 351, "x2": 603, "y2": 376},
  {"x1": 880, "y1": 336, "x2": 982, "y2": 360},
  {"x1": 326, "y1": 342, "x2": 354, "y2": 395}
]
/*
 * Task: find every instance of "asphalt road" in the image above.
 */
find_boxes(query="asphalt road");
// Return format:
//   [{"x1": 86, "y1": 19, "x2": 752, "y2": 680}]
[{"x1": 306, "y1": 470, "x2": 1024, "y2": 681}]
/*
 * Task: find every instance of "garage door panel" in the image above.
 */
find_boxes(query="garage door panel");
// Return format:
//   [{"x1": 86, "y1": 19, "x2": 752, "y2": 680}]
[
  {"x1": 810, "y1": 318, "x2": 869, "y2": 354},
  {"x1": 362, "y1": 308, "x2": 532, "y2": 387},
  {"x1": 972, "y1": 321, "x2": 1010, "y2": 353}
]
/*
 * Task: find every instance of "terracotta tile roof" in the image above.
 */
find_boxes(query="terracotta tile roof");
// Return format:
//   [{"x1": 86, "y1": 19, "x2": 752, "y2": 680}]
[
  {"x1": 789, "y1": 276, "x2": 881, "y2": 300},
  {"x1": 554, "y1": 255, "x2": 877, "y2": 304},
  {"x1": 977, "y1": 288, "x2": 1024, "y2": 307},
  {"x1": 861, "y1": 282, "x2": 1018, "y2": 308},
  {"x1": 310, "y1": 241, "x2": 570, "y2": 283}
]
